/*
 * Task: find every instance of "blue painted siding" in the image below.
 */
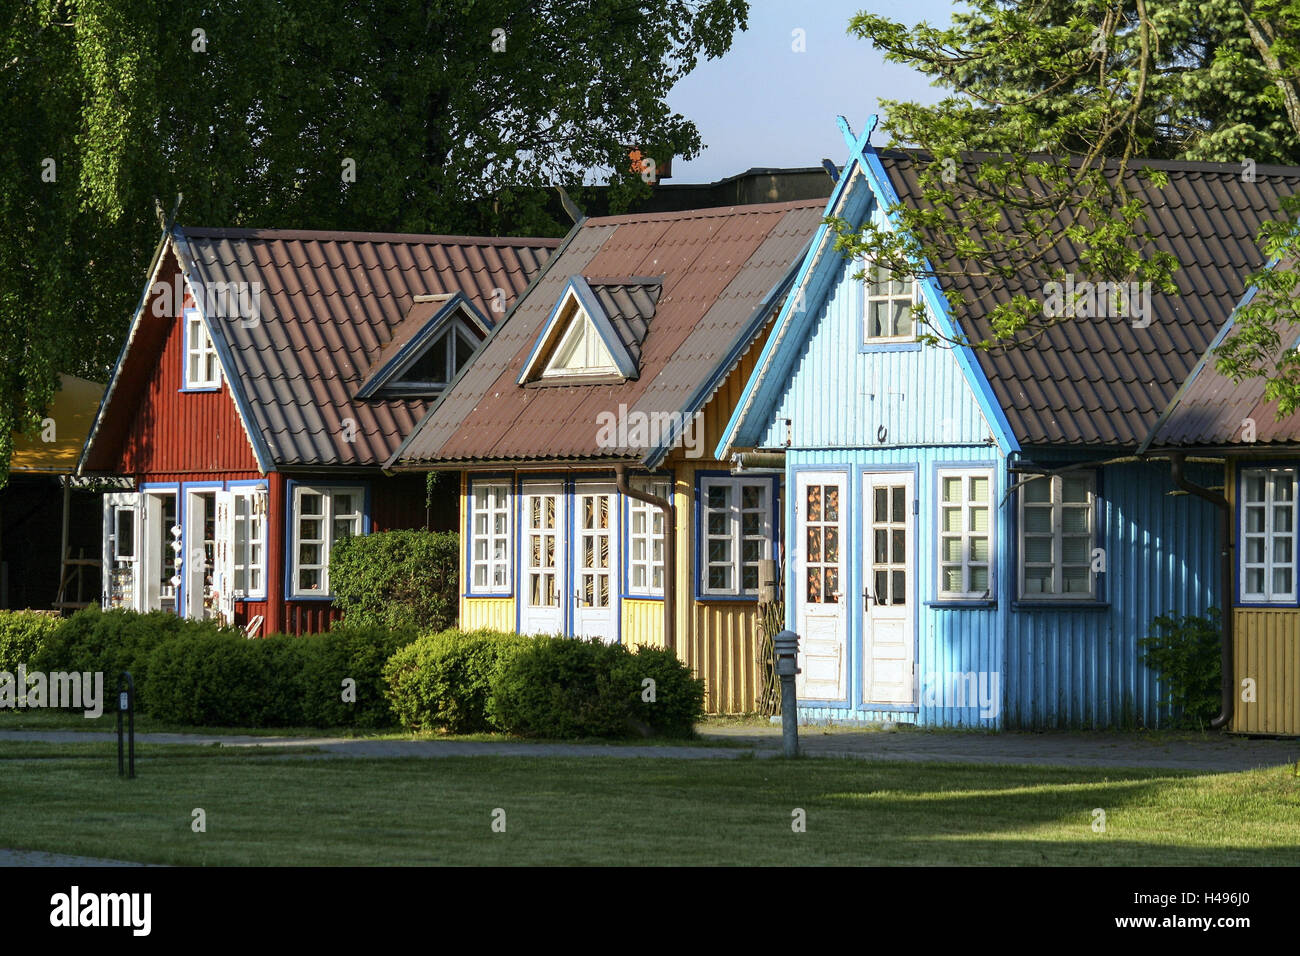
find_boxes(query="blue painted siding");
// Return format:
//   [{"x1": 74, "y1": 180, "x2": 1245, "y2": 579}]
[
  {"x1": 788, "y1": 451, "x2": 1219, "y2": 729},
  {"x1": 759, "y1": 229, "x2": 995, "y2": 451},
  {"x1": 1002, "y1": 457, "x2": 1218, "y2": 729}
]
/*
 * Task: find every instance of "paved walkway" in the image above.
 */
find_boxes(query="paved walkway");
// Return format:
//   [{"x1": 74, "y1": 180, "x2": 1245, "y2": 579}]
[
  {"x1": 0, "y1": 849, "x2": 160, "y2": 867},
  {"x1": 2, "y1": 726, "x2": 1297, "y2": 771}
]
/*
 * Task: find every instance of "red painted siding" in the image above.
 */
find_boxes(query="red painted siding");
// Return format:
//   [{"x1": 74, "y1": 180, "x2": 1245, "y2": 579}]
[{"x1": 113, "y1": 278, "x2": 261, "y2": 479}]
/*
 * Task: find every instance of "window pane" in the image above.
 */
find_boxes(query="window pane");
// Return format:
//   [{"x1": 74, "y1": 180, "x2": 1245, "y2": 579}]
[
  {"x1": 1062, "y1": 508, "x2": 1089, "y2": 534},
  {"x1": 1024, "y1": 509, "x2": 1052, "y2": 533},
  {"x1": 1062, "y1": 476, "x2": 1091, "y2": 502},
  {"x1": 1023, "y1": 479, "x2": 1050, "y2": 503},
  {"x1": 1063, "y1": 570, "x2": 1091, "y2": 593},
  {"x1": 969, "y1": 507, "x2": 989, "y2": 533},
  {"x1": 942, "y1": 537, "x2": 962, "y2": 562},
  {"x1": 941, "y1": 477, "x2": 961, "y2": 502},
  {"x1": 969, "y1": 476, "x2": 989, "y2": 502},
  {"x1": 970, "y1": 536, "x2": 989, "y2": 562},
  {"x1": 300, "y1": 493, "x2": 323, "y2": 516},
  {"x1": 942, "y1": 567, "x2": 963, "y2": 591},
  {"x1": 1025, "y1": 539, "x2": 1052, "y2": 563},
  {"x1": 1246, "y1": 507, "x2": 1265, "y2": 534},
  {"x1": 1273, "y1": 568, "x2": 1293, "y2": 595},
  {"x1": 970, "y1": 566, "x2": 989, "y2": 592},
  {"x1": 1062, "y1": 537, "x2": 1090, "y2": 565},
  {"x1": 942, "y1": 507, "x2": 961, "y2": 532}
]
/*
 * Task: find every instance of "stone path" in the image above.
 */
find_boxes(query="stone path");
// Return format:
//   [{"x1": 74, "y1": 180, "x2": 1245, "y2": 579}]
[{"x1": 2, "y1": 725, "x2": 1296, "y2": 771}]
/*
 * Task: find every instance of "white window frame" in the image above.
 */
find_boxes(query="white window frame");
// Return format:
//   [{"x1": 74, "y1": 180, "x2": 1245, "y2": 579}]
[
  {"x1": 700, "y1": 476, "x2": 773, "y2": 598},
  {"x1": 184, "y1": 307, "x2": 222, "y2": 389},
  {"x1": 469, "y1": 481, "x2": 512, "y2": 594},
  {"x1": 290, "y1": 485, "x2": 365, "y2": 598},
  {"x1": 627, "y1": 480, "x2": 670, "y2": 597},
  {"x1": 1240, "y1": 466, "x2": 1298, "y2": 604},
  {"x1": 862, "y1": 263, "x2": 920, "y2": 344},
  {"x1": 542, "y1": 307, "x2": 617, "y2": 378},
  {"x1": 1018, "y1": 471, "x2": 1097, "y2": 601},
  {"x1": 937, "y1": 468, "x2": 995, "y2": 600},
  {"x1": 231, "y1": 488, "x2": 267, "y2": 600}
]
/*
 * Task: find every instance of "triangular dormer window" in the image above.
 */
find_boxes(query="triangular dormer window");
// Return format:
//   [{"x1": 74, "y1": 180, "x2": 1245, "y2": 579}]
[
  {"x1": 518, "y1": 277, "x2": 638, "y2": 384},
  {"x1": 356, "y1": 292, "x2": 489, "y2": 399}
]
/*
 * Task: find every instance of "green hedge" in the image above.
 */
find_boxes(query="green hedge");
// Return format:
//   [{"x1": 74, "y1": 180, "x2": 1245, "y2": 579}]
[
  {"x1": 384, "y1": 628, "x2": 532, "y2": 733},
  {"x1": 489, "y1": 636, "x2": 704, "y2": 739},
  {"x1": 146, "y1": 624, "x2": 418, "y2": 728},
  {"x1": 0, "y1": 610, "x2": 62, "y2": 674},
  {"x1": 32, "y1": 607, "x2": 234, "y2": 712},
  {"x1": 329, "y1": 529, "x2": 459, "y2": 632}
]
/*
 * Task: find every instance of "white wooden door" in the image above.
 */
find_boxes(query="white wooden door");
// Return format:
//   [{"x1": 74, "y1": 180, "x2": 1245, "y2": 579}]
[
  {"x1": 212, "y1": 490, "x2": 236, "y2": 625},
  {"x1": 795, "y1": 472, "x2": 847, "y2": 700},
  {"x1": 520, "y1": 482, "x2": 564, "y2": 635},
  {"x1": 571, "y1": 483, "x2": 618, "y2": 642},
  {"x1": 863, "y1": 472, "x2": 915, "y2": 705},
  {"x1": 184, "y1": 490, "x2": 216, "y2": 619},
  {"x1": 103, "y1": 492, "x2": 141, "y2": 610}
]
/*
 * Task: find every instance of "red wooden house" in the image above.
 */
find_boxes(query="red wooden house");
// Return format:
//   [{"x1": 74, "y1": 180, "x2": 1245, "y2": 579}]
[{"x1": 78, "y1": 226, "x2": 558, "y2": 635}]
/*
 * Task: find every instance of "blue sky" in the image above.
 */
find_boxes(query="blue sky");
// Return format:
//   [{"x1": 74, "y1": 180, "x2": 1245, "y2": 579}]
[{"x1": 663, "y1": 0, "x2": 958, "y2": 182}]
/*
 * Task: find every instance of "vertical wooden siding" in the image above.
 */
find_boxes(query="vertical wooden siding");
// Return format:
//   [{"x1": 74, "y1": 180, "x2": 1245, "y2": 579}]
[
  {"x1": 115, "y1": 287, "x2": 261, "y2": 478},
  {"x1": 1232, "y1": 608, "x2": 1300, "y2": 735}
]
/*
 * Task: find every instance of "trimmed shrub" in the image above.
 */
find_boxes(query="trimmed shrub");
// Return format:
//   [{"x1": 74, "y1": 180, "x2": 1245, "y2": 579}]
[
  {"x1": 330, "y1": 529, "x2": 459, "y2": 632},
  {"x1": 1139, "y1": 608, "x2": 1222, "y2": 729},
  {"x1": 301, "y1": 624, "x2": 419, "y2": 728},
  {"x1": 146, "y1": 625, "x2": 418, "y2": 728},
  {"x1": 32, "y1": 607, "x2": 233, "y2": 712},
  {"x1": 488, "y1": 636, "x2": 704, "y2": 739},
  {"x1": 0, "y1": 610, "x2": 62, "y2": 674},
  {"x1": 146, "y1": 632, "x2": 294, "y2": 726},
  {"x1": 384, "y1": 629, "x2": 531, "y2": 733},
  {"x1": 615, "y1": 644, "x2": 705, "y2": 739}
]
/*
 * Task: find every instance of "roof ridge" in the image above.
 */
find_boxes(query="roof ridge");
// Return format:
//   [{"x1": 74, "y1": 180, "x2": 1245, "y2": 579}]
[
  {"x1": 179, "y1": 226, "x2": 563, "y2": 247},
  {"x1": 584, "y1": 196, "x2": 825, "y2": 228},
  {"x1": 878, "y1": 147, "x2": 1300, "y2": 179}
]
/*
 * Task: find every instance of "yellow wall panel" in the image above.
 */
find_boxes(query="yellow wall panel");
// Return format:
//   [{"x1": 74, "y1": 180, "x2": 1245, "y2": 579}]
[
  {"x1": 1233, "y1": 607, "x2": 1300, "y2": 735},
  {"x1": 463, "y1": 598, "x2": 516, "y2": 633}
]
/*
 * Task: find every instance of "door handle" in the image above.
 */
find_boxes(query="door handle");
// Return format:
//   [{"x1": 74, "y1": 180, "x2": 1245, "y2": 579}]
[{"x1": 863, "y1": 587, "x2": 872, "y2": 611}]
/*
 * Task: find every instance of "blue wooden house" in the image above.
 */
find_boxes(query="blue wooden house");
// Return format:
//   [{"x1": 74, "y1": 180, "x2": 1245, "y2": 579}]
[{"x1": 718, "y1": 117, "x2": 1300, "y2": 729}]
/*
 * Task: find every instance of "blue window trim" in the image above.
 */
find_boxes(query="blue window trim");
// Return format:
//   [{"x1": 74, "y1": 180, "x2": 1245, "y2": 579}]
[
  {"x1": 226, "y1": 479, "x2": 269, "y2": 602},
  {"x1": 620, "y1": 471, "x2": 673, "y2": 601},
  {"x1": 179, "y1": 306, "x2": 222, "y2": 393},
  {"x1": 1234, "y1": 460, "x2": 1300, "y2": 608},
  {"x1": 283, "y1": 479, "x2": 371, "y2": 602},
  {"x1": 464, "y1": 473, "x2": 515, "y2": 598},
  {"x1": 930, "y1": 460, "x2": 999, "y2": 605},
  {"x1": 1010, "y1": 462, "x2": 1108, "y2": 607},
  {"x1": 693, "y1": 469, "x2": 781, "y2": 603}
]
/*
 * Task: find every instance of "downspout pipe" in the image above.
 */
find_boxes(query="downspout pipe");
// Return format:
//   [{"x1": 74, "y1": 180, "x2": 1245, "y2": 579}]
[
  {"x1": 615, "y1": 464, "x2": 676, "y2": 652},
  {"x1": 1169, "y1": 453, "x2": 1233, "y2": 730}
]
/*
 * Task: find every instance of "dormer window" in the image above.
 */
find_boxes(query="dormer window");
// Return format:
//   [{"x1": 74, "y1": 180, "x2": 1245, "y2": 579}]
[
  {"x1": 355, "y1": 293, "x2": 489, "y2": 400},
  {"x1": 387, "y1": 319, "x2": 480, "y2": 392},
  {"x1": 544, "y1": 310, "x2": 618, "y2": 377},
  {"x1": 184, "y1": 307, "x2": 222, "y2": 390},
  {"x1": 518, "y1": 277, "x2": 640, "y2": 385}
]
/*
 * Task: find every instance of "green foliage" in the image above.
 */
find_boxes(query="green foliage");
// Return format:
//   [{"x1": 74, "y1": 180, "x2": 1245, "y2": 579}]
[
  {"x1": 1139, "y1": 608, "x2": 1223, "y2": 729},
  {"x1": 330, "y1": 530, "x2": 459, "y2": 632},
  {"x1": 32, "y1": 607, "x2": 233, "y2": 711},
  {"x1": 614, "y1": 644, "x2": 706, "y2": 739},
  {"x1": 146, "y1": 625, "x2": 418, "y2": 728},
  {"x1": 301, "y1": 625, "x2": 420, "y2": 728},
  {"x1": 383, "y1": 628, "x2": 532, "y2": 733},
  {"x1": 0, "y1": 611, "x2": 62, "y2": 674},
  {"x1": 0, "y1": 0, "x2": 748, "y2": 486},
  {"x1": 488, "y1": 636, "x2": 704, "y2": 739}
]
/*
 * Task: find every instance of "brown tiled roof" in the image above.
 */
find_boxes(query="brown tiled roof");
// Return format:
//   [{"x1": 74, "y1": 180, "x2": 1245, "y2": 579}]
[
  {"x1": 1146, "y1": 306, "x2": 1300, "y2": 447},
  {"x1": 390, "y1": 199, "x2": 823, "y2": 466},
  {"x1": 174, "y1": 227, "x2": 558, "y2": 468},
  {"x1": 878, "y1": 151, "x2": 1300, "y2": 447}
]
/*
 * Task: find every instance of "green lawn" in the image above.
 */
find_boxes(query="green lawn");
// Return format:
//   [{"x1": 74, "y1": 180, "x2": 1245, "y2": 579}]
[{"x1": 2, "y1": 743, "x2": 1298, "y2": 865}]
